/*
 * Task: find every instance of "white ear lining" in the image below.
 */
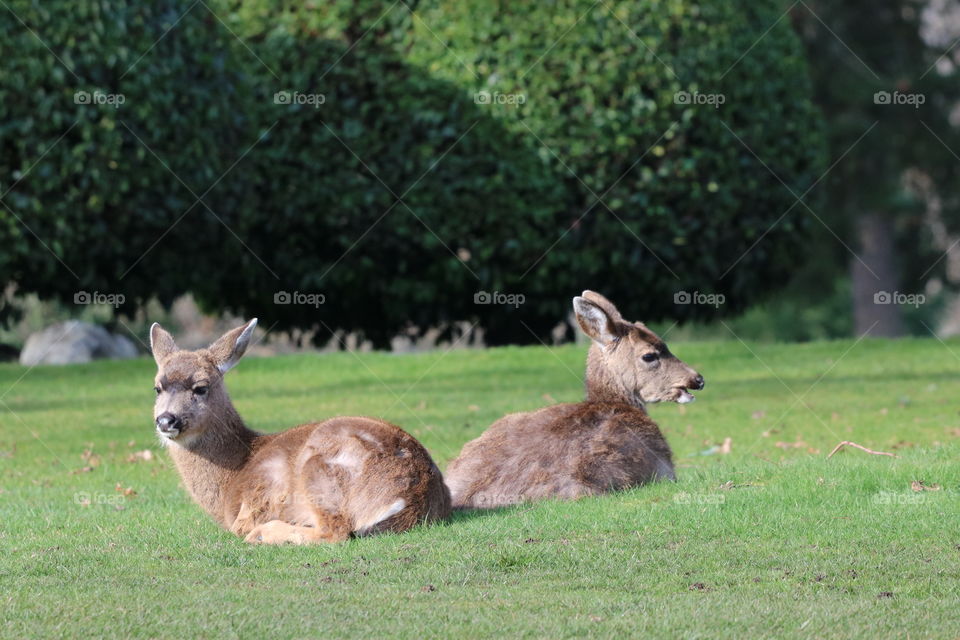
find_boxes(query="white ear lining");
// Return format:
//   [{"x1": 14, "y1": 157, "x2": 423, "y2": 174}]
[
  {"x1": 150, "y1": 322, "x2": 177, "y2": 363},
  {"x1": 217, "y1": 318, "x2": 258, "y2": 373},
  {"x1": 573, "y1": 297, "x2": 615, "y2": 345}
]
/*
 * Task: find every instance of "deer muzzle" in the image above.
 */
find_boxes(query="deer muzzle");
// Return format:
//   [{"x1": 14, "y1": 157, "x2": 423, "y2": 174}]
[{"x1": 156, "y1": 412, "x2": 182, "y2": 437}]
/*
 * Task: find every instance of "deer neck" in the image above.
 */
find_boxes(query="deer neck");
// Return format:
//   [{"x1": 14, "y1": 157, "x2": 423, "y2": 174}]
[
  {"x1": 165, "y1": 403, "x2": 257, "y2": 525},
  {"x1": 583, "y1": 345, "x2": 645, "y2": 409}
]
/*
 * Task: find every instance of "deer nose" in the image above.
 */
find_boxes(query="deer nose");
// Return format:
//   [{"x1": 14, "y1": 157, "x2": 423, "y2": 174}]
[
  {"x1": 690, "y1": 374, "x2": 705, "y2": 390},
  {"x1": 156, "y1": 412, "x2": 181, "y2": 433}
]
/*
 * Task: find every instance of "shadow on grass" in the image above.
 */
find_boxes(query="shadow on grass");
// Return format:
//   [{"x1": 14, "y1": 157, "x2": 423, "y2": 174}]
[{"x1": 446, "y1": 503, "x2": 542, "y2": 525}]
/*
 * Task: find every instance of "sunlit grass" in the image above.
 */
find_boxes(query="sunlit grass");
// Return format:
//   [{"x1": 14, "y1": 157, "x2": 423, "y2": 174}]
[{"x1": 1, "y1": 338, "x2": 958, "y2": 638}]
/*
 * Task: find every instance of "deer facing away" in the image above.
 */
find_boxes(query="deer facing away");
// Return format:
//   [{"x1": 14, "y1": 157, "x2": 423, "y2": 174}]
[
  {"x1": 444, "y1": 291, "x2": 704, "y2": 509},
  {"x1": 150, "y1": 319, "x2": 450, "y2": 544}
]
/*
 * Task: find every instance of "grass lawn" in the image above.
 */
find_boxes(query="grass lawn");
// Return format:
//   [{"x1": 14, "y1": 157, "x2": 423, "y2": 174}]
[{"x1": 1, "y1": 337, "x2": 958, "y2": 638}]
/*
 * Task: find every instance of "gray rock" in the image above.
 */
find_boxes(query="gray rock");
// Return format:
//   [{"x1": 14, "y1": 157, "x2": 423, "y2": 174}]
[{"x1": 19, "y1": 321, "x2": 138, "y2": 366}]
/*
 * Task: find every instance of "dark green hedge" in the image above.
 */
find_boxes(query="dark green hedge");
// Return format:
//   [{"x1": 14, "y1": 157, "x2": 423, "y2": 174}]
[
  {"x1": 408, "y1": 0, "x2": 826, "y2": 330},
  {"x1": 0, "y1": 0, "x2": 824, "y2": 345},
  {"x1": 0, "y1": 0, "x2": 253, "y2": 316}
]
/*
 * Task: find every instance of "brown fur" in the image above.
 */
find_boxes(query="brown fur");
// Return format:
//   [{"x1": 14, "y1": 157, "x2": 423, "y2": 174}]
[
  {"x1": 445, "y1": 291, "x2": 704, "y2": 509},
  {"x1": 150, "y1": 319, "x2": 451, "y2": 544}
]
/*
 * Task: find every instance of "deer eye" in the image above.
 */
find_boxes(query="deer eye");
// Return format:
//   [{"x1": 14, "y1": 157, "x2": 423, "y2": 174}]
[
  {"x1": 193, "y1": 386, "x2": 208, "y2": 397},
  {"x1": 641, "y1": 353, "x2": 659, "y2": 363},
  {"x1": 154, "y1": 386, "x2": 162, "y2": 395}
]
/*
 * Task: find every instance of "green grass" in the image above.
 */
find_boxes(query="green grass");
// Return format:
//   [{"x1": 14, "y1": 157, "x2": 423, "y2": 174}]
[{"x1": 1, "y1": 338, "x2": 958, "y2": 639}]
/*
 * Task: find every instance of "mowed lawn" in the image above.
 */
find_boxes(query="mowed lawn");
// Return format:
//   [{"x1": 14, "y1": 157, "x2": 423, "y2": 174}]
[{"x1": 1, "y1": 337, "x2": 958, "y2": 639}]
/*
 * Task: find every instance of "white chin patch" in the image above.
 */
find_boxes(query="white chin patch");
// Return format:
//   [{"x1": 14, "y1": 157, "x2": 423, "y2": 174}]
[
  {"x1": 676, "y1": 390, "x2": 695, "y2": 404},
  {"x1": 157, "y1": 428, "x2": 181, "y2": 444}
]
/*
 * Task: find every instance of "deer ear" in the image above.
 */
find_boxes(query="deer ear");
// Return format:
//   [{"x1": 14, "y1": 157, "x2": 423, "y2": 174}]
[
  {"x1": 580, "y1": 290, "x2": 623, "y2": 321},
  {"x1": 150, "y1": 323, "x2": 178, "y2": 365},
  {"x1": 208, "y1": 319, "x2": 258, "y2": 374},
  {"x1": 573, "y1": 297, "x2": 619, "y2": 345}
]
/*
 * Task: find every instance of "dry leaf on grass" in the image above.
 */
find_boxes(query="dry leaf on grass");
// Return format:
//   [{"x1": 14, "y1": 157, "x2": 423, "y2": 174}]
[
  {"x1": 115, "y1": 483, "x2": 137, "y2": 497},
  {"x1": 890, "y1": 440, "x2": 916, "y2": 450},
  {"x1": 126, "y1": 450, "x2": 154, "y2": 463},
  {"x1": 775, "y1": 440, "x2": 807, "y2": 450}
]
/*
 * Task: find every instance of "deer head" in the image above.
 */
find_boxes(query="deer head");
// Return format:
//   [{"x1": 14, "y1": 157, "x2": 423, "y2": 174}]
[
  {"x1": 573, "y1": 291, "x2": 703, "y2": 407},
  {"x1": 150, "y1": 319, "x2": 258, "y2": 448}
]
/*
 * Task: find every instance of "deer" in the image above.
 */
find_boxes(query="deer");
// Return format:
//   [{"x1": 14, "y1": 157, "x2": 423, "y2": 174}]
[
  {"x1": 444, "y1": 291, "x2": 704, "y2": 509},
  {"x1": 149, "y1": 319, "x2": 451, "y2": 544}
]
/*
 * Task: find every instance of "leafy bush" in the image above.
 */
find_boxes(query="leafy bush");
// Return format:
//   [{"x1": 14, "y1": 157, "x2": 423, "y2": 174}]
[
  {"x1": 182, "y1": 3, "x2": 570, "y2": 346},
  {"x1": 408, "y1": 0, "x2": 825, "y2": 329},
  {"x1": 0, "y1": 0, "x2": 257, "y2": 324},
  {"x1": 0, "y1": 1, "x2": 569, "y2": 344},
  {"x1": 1, "y1": 0, "x2": 824, "y2": 346}
]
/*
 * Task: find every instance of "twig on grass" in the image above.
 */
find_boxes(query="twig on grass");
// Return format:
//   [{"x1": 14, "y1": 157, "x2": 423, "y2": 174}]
[{"x1": 826, "y1": 441, "x2": 898, "y2": 460}]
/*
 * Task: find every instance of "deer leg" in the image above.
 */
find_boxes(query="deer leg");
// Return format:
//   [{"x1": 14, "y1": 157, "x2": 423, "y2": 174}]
[
  {"x1": 229, "y1": 501, "x2": 258, "y2": 536},
  {"x1": 244, "y1": 511, "x2": 352, "y2": 545}
]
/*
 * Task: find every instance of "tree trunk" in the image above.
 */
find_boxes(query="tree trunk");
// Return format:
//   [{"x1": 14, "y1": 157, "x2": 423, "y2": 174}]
[{"x1": 851, "y1": 212, "x2": 905, "y2": 337}]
